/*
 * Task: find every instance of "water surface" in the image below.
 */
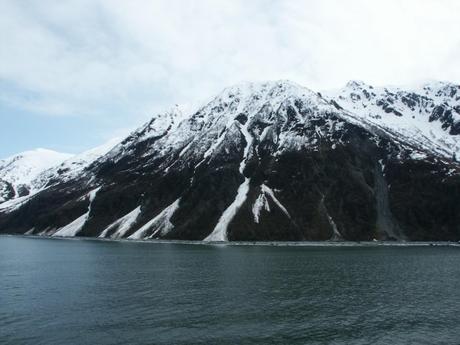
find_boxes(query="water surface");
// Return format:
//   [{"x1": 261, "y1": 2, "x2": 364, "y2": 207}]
[{"x1": 1, "y1": 236, "x2": 459, "y2": 344}]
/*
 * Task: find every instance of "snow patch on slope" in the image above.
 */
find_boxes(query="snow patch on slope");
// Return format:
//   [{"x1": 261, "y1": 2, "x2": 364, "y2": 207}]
[
  {"x1": 261, "y1": 185, "x2": 291, "y2": 219},
  {"x1": 128, "y1": 198, "x2": 180, "y2": 239},
  {"x1": 252, "y1": 184, "x2": 291, "y2": 223},
  {"x1": 325, "y1": 209, "x2": 342, "y2": 241},
  {"x1": 319, "y1": 194, "x2": 343, "y2": 241},
  {"x1": 252, "y1": 192, "x2": 270, "y2": 223},
  {"x1": 52, "y1": 187, "x2": 100, "y2": 237},
  {"x1": 99, "y1": 206, "x2": 141, "y2": 239},
  {"x1": 205, "y1": 178, "x2": 250, "y2": 241},
  {"x1": 52, "y1": 213, "x2": 88, "y2": 237}
]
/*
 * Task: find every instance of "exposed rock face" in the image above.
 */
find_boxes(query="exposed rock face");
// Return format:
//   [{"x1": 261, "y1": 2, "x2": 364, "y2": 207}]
[
  {"x1": 1, "y1": 80, "x2": 459, "y2": 241},
  {"x1": 0, "y1": 179, "x2": 15, "y2": 203}
]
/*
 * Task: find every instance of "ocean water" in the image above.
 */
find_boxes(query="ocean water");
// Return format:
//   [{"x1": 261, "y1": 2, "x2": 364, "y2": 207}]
[{"x1": 1, "y1": 236, "x2": 459, "y2": 345}]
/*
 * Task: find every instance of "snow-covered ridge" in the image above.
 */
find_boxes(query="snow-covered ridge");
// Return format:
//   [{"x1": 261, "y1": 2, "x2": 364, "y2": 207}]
[
  {"x1": 325, "y1": 80, "x2": 460, "y2": 159},
  {"x1": 154, "y1": 81, "x2": 335, "y2": 165},
  {"x1": 33, "y1": 137, "x2": 120, "y2": 189},
  {"x1": 160, "y1": 79, "x2": 459, "y2": 164},
  {"x1": 0, "y1": 138, "x2": 120, "y2": 205},
  {"x1": 0, "y1": 148, "x2": 73, "y2": 185},
  {"x1": 105, "y1": 106, "x2": 187, "y2": 163},
  {"x1": 0, "y1": 149, "x2": 73, "y2": 202}
]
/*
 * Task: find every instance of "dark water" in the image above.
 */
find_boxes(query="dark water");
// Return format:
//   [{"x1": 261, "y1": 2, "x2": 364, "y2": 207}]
[{"x1": 1, "y1": 237, "x2": 460, "y2": 345}]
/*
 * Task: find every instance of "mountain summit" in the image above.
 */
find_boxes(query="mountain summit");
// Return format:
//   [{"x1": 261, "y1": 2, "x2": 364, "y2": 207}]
[{"x1": 1, "y1": 80, "x2": 459, "y2": 241}]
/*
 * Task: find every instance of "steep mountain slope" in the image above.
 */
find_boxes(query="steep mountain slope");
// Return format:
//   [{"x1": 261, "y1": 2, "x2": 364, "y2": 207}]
[
  {"x1": 31, "y1": 138, "x2": 120, "y2": 190},
  {"x1": 0, "y1": 149, "x2": 72, "y2": 203},
  {"x1": 1, "y1": 80, "x2": 459, "y2": 241}
]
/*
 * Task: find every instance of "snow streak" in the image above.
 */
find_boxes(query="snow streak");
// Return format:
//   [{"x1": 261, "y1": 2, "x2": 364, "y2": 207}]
[
  {"x1": 128, "y1": 198, "x2": 180, "y2": 239},
  {"x1": 53, "y1": 187, "x2": 100, "y2": 237},
  {"x1": 204, "y1": 121, "x2": 253, "y2": 241},
  {"x1": 99, "y1": 206, "x2": 142, "y2": 238},
  {"x1": 252, "y1": 184, "x2": 291, "y2": 223}
]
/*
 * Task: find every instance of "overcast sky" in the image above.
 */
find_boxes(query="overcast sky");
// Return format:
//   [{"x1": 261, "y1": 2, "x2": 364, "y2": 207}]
[{"x1": 1, "y1": 0, "x2": 459, "y2": 157}]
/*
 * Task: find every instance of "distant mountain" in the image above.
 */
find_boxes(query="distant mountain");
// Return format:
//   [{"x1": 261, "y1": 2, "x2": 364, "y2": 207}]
[
  {"x1": 1, "y1": 80, "x2": 459, "y2": 241},
  {"x1": 0, "y1": 149, "x2": 72, "y2": 203},
  {"x1": 32, "y1": 138, "x2": 121, "y2": 190}
]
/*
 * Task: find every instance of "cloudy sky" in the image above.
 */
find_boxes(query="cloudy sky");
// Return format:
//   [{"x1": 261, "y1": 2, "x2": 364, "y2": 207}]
[{"x1": 1, "y1": 0, "x2": 459, "y2": 157}]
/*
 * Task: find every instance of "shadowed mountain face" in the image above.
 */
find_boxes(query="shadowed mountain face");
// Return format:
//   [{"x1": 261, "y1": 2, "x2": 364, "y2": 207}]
[{"x1": 1, "y1": 81, "x2": 459, "y2": 241}]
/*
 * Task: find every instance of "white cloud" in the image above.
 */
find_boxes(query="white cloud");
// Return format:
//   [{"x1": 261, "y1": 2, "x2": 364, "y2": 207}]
[{"x1": 1, "y1": 0, "x2": 459, "y2": 125}]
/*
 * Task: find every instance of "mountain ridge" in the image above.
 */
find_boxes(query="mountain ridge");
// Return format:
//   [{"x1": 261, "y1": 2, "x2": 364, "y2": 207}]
[
  {"x1": 1, "y1": 79, "x2": 459, "y2": 241},
  {"x1": 0, "y1": 149, "x2": 73, "y2": 203}
]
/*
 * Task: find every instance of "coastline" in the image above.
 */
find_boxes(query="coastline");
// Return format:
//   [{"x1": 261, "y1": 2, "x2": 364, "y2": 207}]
[{"x1": 1, "y1": 233, "x2": 460, "y2": 247}]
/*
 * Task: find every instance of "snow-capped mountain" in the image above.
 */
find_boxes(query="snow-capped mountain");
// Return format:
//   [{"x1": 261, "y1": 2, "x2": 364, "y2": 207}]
[
  {"x1": 0, "y1": 149, "x2": 72, "y2": 203},
  {"x1": 0, "y1": 138, "x2": 120, "y2": 209},
  {"x1": 32, "y1": 137, "x2": 120, "y2": 190},
  {"x1": 1, "y1": 80, "x2": 459, "y2": 241},
  {"x1": 325, "y1": 80, "x2": 460, "y2": 159}
]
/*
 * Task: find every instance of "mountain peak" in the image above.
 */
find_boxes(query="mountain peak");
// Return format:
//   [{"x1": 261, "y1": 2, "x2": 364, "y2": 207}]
[
  {"x1": 195, "y1": 79, "x2": 328, "y2": 124},
  {"x1": 1, "y1": 148, "x2": 71, "y2": 162},
  {"x1": 215, "y1": 80, "x2": 318, "y2": 103},
  {"x1": 0, "y1": 148, "x2": 73, "y2": 202},
  {"x1": 420, "y1": 81, "x2": 460, "y2": 98},
  {"x1": 345, "y1": 80, "x2": 373, "y2": 90}
]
